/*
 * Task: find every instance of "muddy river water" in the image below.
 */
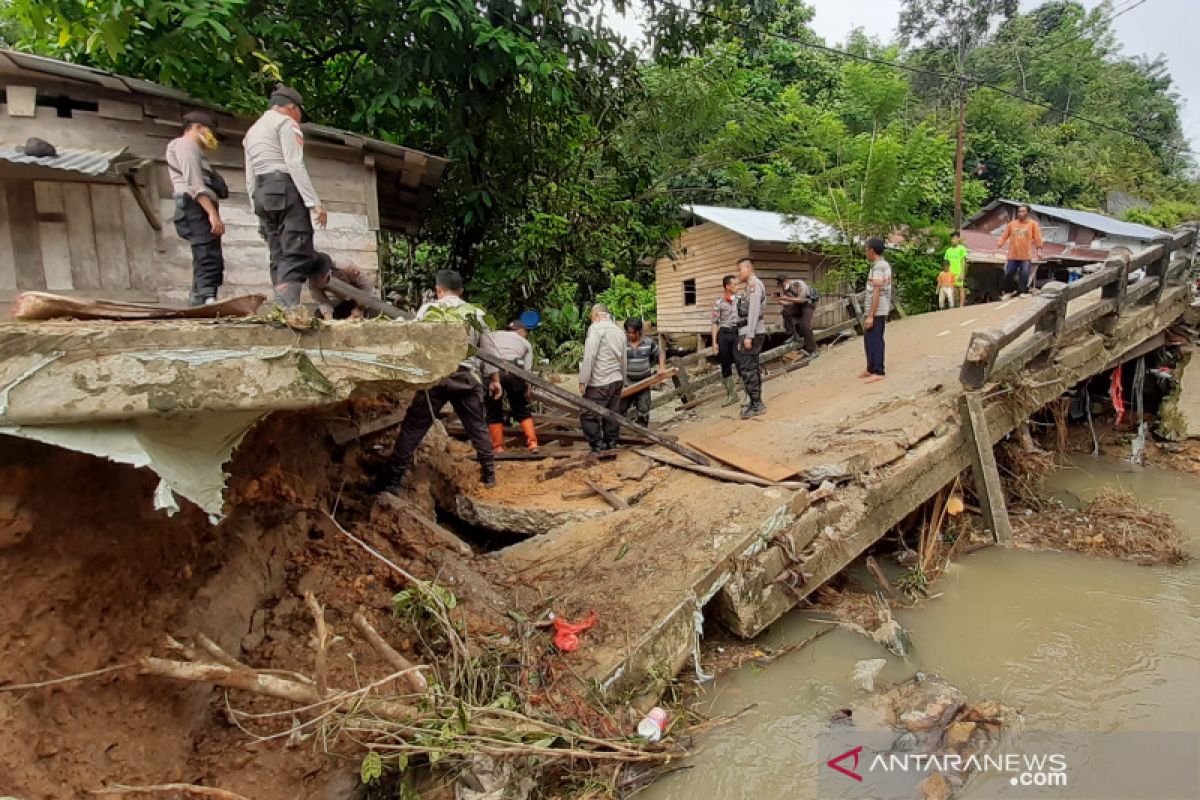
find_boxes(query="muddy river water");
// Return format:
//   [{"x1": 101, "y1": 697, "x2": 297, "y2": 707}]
[{"x1": 644, "y1": 456, "x2": 1200, "y2": 799}]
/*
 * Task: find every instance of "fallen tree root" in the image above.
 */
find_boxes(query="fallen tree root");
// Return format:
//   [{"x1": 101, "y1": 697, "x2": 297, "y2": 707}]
[
  {"x1": 352, "y1": 609, "x2": 429, "y2": 694},
  {"x1": 91, "y1": 783, "x2": 251, "y2": 799},
  {"x1": 139, "y1": 657, "x2": 321, "y2": 705}
]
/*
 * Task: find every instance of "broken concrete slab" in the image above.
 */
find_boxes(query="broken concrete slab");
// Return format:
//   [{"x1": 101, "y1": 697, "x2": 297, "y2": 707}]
[
  {"x1": 0, "y1": 318, "x2": 466, "y2": 425},
  {"x1": 0, "y1": 318, "x2": 469, "y2": 516}
]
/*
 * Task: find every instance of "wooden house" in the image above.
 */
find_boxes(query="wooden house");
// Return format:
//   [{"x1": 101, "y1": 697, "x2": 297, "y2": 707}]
[
  {"x1": 0, "y1": 50, "x2": 448, "y2": 313},
  {"x1": 655, "y1": 205, "x2": 848, "y2": 341}
]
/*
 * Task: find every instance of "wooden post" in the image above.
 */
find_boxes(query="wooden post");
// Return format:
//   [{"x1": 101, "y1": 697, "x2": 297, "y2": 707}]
[
  {"x1": 326, "y1": 277, "x2": 412, "y2": 319},
  {"x1": 1031, "y1": 282, "x2": 1066, "y2": 366},
  {"x1": 962, "y1": 393, "x2": 1013, "y2": 544},
  {"x1": 1096, "y1": 255, "x2": 1129, "y2": 336},
  {"x1": 670, "y1": 358, "x2": 695, "y2": 405},
  {"x1": 1147, "y1": 244, "x2": 1171, "y2": 305},
  {"x1": 848, "y1": 292, "x2": 867, "y2": 335}
]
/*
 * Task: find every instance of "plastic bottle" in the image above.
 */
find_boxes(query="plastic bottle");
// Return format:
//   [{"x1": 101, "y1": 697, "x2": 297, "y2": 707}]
[{"x1": 636, "y1": 707, "x2": 668, "y2": 742}]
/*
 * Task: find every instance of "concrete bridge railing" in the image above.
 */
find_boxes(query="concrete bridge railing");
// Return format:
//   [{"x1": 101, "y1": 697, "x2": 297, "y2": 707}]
[{"x1": 960, "y1": 224, "x2": 1199, "y2": 389}]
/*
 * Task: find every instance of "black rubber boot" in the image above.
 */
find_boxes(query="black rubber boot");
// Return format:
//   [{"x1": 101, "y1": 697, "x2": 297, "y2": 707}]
[
  {"x1": 480, "y1": 461, "x2": 497, "y2": 488},
  {"x1": 372, "y1": 463, "x2": 407, "y2": 495}
]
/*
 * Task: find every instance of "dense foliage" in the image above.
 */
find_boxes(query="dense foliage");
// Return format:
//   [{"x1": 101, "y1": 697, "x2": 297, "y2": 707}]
[{"x1": 3, "y1": 0, "x2": 1196, "y2": 330}]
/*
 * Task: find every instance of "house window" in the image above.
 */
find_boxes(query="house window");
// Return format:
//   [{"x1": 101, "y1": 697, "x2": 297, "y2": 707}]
[{"x1": 683, "y1": 279, "x2": 697, "y2": 306}]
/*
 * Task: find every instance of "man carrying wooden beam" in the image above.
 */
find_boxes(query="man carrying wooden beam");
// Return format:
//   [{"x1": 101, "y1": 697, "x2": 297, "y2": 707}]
[
  {"x1": 619, "y1": 317, "x2": 666, "y2": 427},
  {"x1": 373, "y1": 270, "x2": 502, "y2": 491},
  {"x1": 485, "y1": 320, "x2": 538, "y2": 453},
  {"x1": 578, "y1": 303, "x2": 627, "y2": 453}
]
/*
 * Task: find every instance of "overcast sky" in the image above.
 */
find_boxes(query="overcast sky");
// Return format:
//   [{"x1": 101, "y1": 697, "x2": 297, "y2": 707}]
[{"x1": 611, "y1": 0, "x2": 1197, "y2": 152}]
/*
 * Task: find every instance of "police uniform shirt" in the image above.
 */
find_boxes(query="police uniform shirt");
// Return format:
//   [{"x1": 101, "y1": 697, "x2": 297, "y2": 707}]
[
  {"x1": 243, "y1": 108, "x2": 322, "y2": 211},
  {"x1": 166, "y1": 137, "x2": 215, "y2": 200},
  {"x1": 711, "y1": 294, "x2": 739, "y2": 329},
  {"x1": 488, "y1": 330, "x2": 534, "y2": 371}
]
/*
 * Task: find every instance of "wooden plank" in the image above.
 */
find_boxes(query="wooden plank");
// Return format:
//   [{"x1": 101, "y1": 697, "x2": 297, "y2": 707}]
[
  {"x1": 98, "y1": 98, "x2": 145, "y2": 121},
  {"x1": 60, "y1": 183, "x2": 101, "y2": 289},
  {"x1": 330, "y1": 411, "x2": 406, "y2": 445},
  {"x1": 582, "y1": 477, "x2": 629, "y2": 510},
  {"x1": 120, "y1": 183, "x2": 158, "y2": 290},
  {"x1": 363, "y1": 155, "x2": 381, "y2": 231},
  {"x1": 635, "y1": 449, "x2": 809, "y2": 489},
  {"x1": 34, "y1": 183, "x2": 71, "y2": 290},
  {"x1": 962, "y1": 393, "x2": 1013, "y2": 544},
  {"x1": 681, "y1": 436, "x2": 799, "y2": 483},
  {"x1": 0, "y1": 180, "x2": 17, "y2": 290},
  {"x1": 5, "y1": 86, "x2": 37, "y2": 117},
  {"x1": 671, "y1": 360, "x2": 695, "y2": 404},
  {"x1": 6, "y1": 180, "x2": 46, "y2": 290},
  {"x1": 90, "y1": 184, "x2": 130, "y2": 290},
  {"x1": 620, "y1": 368, "x2": 678, "y2": 399}
]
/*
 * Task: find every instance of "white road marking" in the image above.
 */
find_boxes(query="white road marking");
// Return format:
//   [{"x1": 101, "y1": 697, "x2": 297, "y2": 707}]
[
  {"x1": 996, "y1": 301, "x2": 1013, "y2": 310},
  {"x1": 959, "y1": 317, "x2": 978, "y2": 327},
  {"x1": 936, "y1": 329, "x2": 951, "y2": 337}
]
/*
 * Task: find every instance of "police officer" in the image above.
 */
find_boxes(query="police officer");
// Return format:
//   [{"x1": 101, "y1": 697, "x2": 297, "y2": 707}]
[
  {"x1": 736, "y1": 257, "x2": 767, "y2": 419},
  {"x1": 485, "y1": 321, "x2": 539, "y2": 453},
  {"x1": 166, "y1": 110, "x2": 226, "y2": 306},
  {"x1": 243, "y1": 84, "x2": 329, "y2": 306}
]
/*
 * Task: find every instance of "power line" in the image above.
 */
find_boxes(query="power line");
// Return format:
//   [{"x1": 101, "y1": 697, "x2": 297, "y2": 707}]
[
  {"x1": 1016, "y1": 0, "x2": 1149, "y2": 63},
  {"x1": 650, "y1": 0, "x2": 1171, "y2": 149}
]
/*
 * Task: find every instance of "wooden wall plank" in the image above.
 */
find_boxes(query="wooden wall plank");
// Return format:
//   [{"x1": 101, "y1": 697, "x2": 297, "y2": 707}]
[
  {"x1": 6, "y1": 180, "x2": 46, "y2": 291},
  {"x1": 90, "y1": 184, "x2": 131, "y2": 290},
  {"x1": 120, "y1": 185, "x2": 159, "y2": 289},
  {"x1": 0, "y1": 181, "x2": 16, "y2": 291},
  {"x1": 34, "y1": 183, "x2": 73, "y2": 290},
  {"x1": 62, "y1": 183, "x2": 102, "y2": 289}
]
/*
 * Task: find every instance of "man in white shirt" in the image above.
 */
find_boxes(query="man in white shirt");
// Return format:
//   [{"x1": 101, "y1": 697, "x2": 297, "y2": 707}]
[
  {"x1": 578, "y1": 304, "x2": 627, "y2": 452},
  {"x1": 242, "y1": 84, "x2": 329, "y2": 307}
]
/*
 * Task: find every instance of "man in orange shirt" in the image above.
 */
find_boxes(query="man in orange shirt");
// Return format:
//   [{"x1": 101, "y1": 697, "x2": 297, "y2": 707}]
[{"x1": 996, "y1": 203, "x2": 1043, "y2": 296}]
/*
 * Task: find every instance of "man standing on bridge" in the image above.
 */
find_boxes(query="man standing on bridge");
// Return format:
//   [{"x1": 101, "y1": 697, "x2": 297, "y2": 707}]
[
  {"x1": 736, "y1": 257, "x2": 767, "y2": 419},
  {"x1": 997, "y1": 203, "x2": 1043, "y2": 297},
  {"x1": 861, "y1": 237, "x2": 891, "y2": 383},
  {"x1": 579, "y1": 304, "x2": 627, "y2": 453}
]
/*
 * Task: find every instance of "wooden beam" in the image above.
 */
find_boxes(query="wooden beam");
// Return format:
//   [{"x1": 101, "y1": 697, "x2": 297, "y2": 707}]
[
  {"x1": 962, "y1": 393, "x2": 1013, "y2": 544},
  {"x1": 635, "y1": 449, "x2": 809, "y2": 489},
  {"x1": 326, "y1": 276, "x2": 411, "y2": 319},
  {"x1": 620, "y1": 368, "x2": 678, "y2": 399},
  {"x1": 582, "y1": 477, "x2": 629, "y2": 510},
  {"x1": 473, "y1": 349, "x2": 710, "y2": 466},
  {"x1": 670, "y1": 359, "x2": 695, "y2": 404},
  {"x1": 123, "y1": 167, "x2": 162, "y2": 232}
]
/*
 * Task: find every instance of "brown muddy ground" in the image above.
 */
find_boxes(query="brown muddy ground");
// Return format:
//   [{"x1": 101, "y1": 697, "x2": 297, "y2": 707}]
[{"x1": 0, "y1": 408, "x2": 459, "y2": 799}]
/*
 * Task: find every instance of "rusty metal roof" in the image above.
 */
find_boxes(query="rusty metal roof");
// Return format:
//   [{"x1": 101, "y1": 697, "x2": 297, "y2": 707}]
[{"x1": 0, "y1": 144, "x2": 139, "y2": 176}]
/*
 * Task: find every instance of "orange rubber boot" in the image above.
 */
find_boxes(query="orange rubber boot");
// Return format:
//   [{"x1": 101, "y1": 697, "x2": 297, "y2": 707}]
[
  {"x1": 519, "y1": 418, "x2": 539, "y2": 452},
  {"x1": 488, "y1": 423, "x2": 506, "y2": 453}
]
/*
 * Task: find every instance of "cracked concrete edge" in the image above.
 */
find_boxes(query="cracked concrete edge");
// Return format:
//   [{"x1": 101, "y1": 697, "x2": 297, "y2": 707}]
[
  {"x1": 713, "y1": 289, "x2": 1190, "y2": 639},
  {"x1": 0, "y1": 320, "x2": 468, "y2": 425}
]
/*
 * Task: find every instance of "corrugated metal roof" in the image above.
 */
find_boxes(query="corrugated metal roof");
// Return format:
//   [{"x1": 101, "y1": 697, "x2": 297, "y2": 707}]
[
  {"x1": 1025, "y1": 201, "x2": 1168, "y2": 241},
  {"x1": 0, "y1": 145, "x2": 138, "y2": 176},
  {"x1": 684, "y1": 205, "x2": 841, "y2": 244},
  {"x1": 968, "y1": 199, "x2": 1169, "y2": 242}
]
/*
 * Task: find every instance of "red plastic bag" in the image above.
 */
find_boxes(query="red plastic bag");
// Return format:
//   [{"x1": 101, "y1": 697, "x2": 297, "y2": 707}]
[{"x1": 552, "y1": 610, "x2": 598, "y2": 652}]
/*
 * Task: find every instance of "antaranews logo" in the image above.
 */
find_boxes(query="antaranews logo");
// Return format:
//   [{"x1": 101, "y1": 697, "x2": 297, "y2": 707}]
[{"x1": 826, "y1": 746, "x2": 864, "y2": 782}]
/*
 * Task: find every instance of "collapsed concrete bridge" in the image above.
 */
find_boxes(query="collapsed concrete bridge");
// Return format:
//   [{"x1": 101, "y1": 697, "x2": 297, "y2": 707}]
[{"x1": 0, "y1": 221, "x2": 1195, "y2": 791}]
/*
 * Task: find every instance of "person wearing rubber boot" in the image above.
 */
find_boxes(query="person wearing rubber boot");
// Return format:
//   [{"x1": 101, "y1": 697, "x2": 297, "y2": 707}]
[
  {"x1": 710, "y1": 274, "x2": 741, "y2": 407},
  {"x1": 619, "y1": 317, "x2": 666, "y2": 427},
  {"x1": 736, "y1": 257, "x2": 767, "y2": 419},
  {"x1": 243, "y1": 84, "x2": 328, "y2": 307},
  {"x1": 375, "y1": 271, "x2": 502, "y2": 492},
  {"x1": 579, "y1": 304, "x2": 627, "y2": 453},
  {"x1": 485, "y1": 320, "x2": 538, "y2": 454},
  {"x1": 166, "y1": 110, "x2": 226, "y2": 306}
]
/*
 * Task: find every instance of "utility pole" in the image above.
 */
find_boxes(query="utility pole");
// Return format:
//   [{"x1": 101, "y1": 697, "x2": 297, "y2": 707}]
[{"x1": 953, "y1": 80, "x2": 967, "y2": 230}]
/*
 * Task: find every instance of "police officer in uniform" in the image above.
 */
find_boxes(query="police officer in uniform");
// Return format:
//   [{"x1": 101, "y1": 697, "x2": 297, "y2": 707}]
[
  {"x1": 166, "y1": 110, "x2": 226, "y2": 306},
  {"x1": 736, "y1": 257, "x2": 767, "y2": 419},
  {"x1": 242, "y1": 84, "x2": 330, "y2": 306}
]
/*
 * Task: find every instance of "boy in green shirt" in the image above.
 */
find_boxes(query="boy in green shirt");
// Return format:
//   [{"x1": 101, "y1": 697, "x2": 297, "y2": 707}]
[{"x1": 944, "y1": 230, "x2": 968, "y2": 307}]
